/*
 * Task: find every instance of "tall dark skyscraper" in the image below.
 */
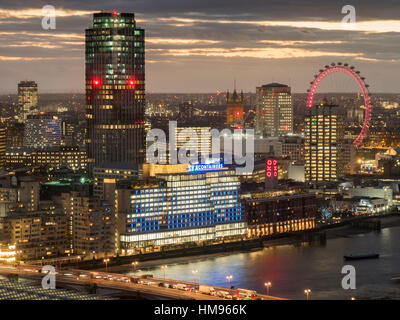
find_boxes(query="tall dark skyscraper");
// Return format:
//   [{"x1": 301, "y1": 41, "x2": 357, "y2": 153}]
[{"x1": 85, "y1": 12, "x2": 145, "y2": 171}]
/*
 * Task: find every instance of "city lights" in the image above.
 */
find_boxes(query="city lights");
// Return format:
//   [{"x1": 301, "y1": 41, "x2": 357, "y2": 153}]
[
  {"x1": 226, "y1": 275, "x2": 233, "y2": 288},
  {"x1": 304, "y1": 289, "x2": 311, "y2": 300},
  {"x1": 264, "y1": 282, "x2": 272, "y2": 296},
  {"x1": 0, "y1": 3, "x2": 398, "y2": 304}
]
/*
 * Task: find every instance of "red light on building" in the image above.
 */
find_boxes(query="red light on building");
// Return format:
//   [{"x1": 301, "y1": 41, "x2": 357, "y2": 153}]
[
  {"x1": 235, "y1": 111, "x2": 241, "y2": 116},
  {"x1": 127, "y1": 79, "x2": 136, "y2": 87},
  {"x1": 92, "y1": 78, "x2": 101, "y2": 87},
  {"x1": 112, "y1": 11, "x2": 118, "y2": 16}
]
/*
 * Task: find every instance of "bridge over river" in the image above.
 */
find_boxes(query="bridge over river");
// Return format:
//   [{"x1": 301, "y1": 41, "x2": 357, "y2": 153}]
[{"x1": 0, "y1": 264, "x2": 286, "y2": 300}]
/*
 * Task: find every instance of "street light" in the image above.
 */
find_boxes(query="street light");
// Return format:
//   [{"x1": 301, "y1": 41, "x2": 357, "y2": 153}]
[
  {"x1": 264, "y1": 282, "x2": 272, "y2": 296},
  {"x1": 350, "y1": 297, "x2": 356, "y2": 300},
  {"x1": 161, "y1": 265, "x2": 168, "y2": 279},
  {"x1": 192, "y1": 270, "x2": 198, "y2": 284},
  {"x1": 103, "y1": 258, "x2": 110, "y2": 273},
  {"x1": 304, "y1": 289, "x2": 311, "y2": 300},
  {"x1": 132, "y1": 261, "x2": 138, "y2": 273},
  {"x1": 76, "y1": 255, "x2": 81, "y2": 267},
  {"x1": 226, "y1": 275, "x2": 233, "y2": 288}
]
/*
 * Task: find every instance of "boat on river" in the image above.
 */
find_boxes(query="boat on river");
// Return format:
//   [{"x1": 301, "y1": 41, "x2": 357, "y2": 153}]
[{"x1": 343, "y1": 253, "x2": 379, "y2": 261}]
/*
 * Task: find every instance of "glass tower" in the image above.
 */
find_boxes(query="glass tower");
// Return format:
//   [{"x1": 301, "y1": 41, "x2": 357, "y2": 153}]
[
  {"x1": 255, "y1": 83, "x2": 293, "y2": 137},
  {"x1": 85, "y1": 12, "x2": 145, "y2": 171},
  {"x1": 304, "y1": 103, "x2": 345, "y2": 182},
  {"x1": 118, "y1": 168, "x2": 246, "y2": 251}
]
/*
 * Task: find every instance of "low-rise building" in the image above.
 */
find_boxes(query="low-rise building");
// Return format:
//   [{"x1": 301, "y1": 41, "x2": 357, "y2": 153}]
[
  {"x1": 0, "y1": 210, "x2": 68, "y2": 261},
  {"x1": 32, "y1": 146, "x2": 87, "y2": 171},
  {"x1": 242, "y1": 190, "x2": 317, "y2": 238},
  {"x1": 93, "y1": 162, "x2": 140, "y2": 199},
  {"x1": 61, "y1": 192, "x2": 115, "y2": 259}
]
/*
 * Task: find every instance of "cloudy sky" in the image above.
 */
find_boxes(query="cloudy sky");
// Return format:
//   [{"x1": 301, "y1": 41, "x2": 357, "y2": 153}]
[{"x1": 0, "y1": 0, "x2": 399, "y2": 93}]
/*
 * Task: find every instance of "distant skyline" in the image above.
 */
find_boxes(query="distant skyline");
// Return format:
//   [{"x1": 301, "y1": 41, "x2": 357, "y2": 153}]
[{"x1": 0, "y1": 0, "x2": 399, "y2": 93}]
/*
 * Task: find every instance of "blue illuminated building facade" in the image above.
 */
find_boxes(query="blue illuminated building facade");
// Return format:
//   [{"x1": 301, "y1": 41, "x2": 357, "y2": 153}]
[{"x1": 118, "y1": 166, "x2": 246, "y2": 251}]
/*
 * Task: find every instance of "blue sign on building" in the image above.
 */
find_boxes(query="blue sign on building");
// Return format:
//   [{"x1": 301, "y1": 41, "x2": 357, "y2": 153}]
[{"x1": 187, "y1": 162, "x2": 226, "y2": 173}]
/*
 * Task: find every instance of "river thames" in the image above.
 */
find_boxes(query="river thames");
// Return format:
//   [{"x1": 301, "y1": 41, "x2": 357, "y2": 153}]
[{"x1": 121, "y1": 225, "x2": 400, "y2": 300}]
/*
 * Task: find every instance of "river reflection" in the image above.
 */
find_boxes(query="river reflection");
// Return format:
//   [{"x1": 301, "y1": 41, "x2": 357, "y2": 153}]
[{"x1": 124, "y1": 226, "x2": 400, "y2": 300}]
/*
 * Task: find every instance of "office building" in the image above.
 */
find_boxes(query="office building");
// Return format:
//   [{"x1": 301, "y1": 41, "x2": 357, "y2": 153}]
[
  {"x1": 17, "y1": 81, "x2": 38, "y2": 121},
  {"x1": 242, "y1": 190, "x2": 317, "y2": 238},
  {"x1": 0, "y1": 196, "x2": 67, "y2": 262},
  {"x1": 0, "y1": 177, "x2": 40, "y2": 216},
  {"x1": 61, "y1": 192, "x2": 115, "y2": 258},
  {"x1": 24, "y1": 116, "x2": 62, "y2": 149},
  {"x1": 4, "y1": 148, "x2": 33, "y2": 169},
  {"x1": 115, "y1": 163, "x2": 246, "y2": 254},
  {"x1": 175, "y1": 126, "x2": 212, "y2": 162},
  {"x1": 281, "y1": 136, "x2": 305, "y2": 162},
  {"x1": 32, "y1": 147, "x2": 87, "y2": 171},
  {"x1": 86, "y1": 12, "x2": 146, "y2": 169},
  {"x1": 5, "y1": 122, "x2": 24, "y2": 148},
  {"x1": 93, "y1": 162, "x2": 140, "y2": 199},
  {"x1": 305, "y1": 103, "x2": 345, "y2": 182},
  {"x1": 0, "y1": 211, "x2": 68, "y2": 261},
  {"x1": 255, "y1": 83, "x2": 293, "y2": 137}
]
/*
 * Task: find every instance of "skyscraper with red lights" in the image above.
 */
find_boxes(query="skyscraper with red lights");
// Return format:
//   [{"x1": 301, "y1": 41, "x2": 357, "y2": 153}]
[{"x1": 85, "y1": 12, "x2": 145, "y2": 171}]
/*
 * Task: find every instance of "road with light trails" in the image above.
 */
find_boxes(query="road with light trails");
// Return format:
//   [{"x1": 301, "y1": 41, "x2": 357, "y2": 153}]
[{"x1": 0, "y1": 264, "x2": 286, "y2": 300}]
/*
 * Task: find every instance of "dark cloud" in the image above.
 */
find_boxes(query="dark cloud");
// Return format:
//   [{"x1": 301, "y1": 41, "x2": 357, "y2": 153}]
[{"x1": 0, "y1": 0, "x2": 399, "y2": 93}]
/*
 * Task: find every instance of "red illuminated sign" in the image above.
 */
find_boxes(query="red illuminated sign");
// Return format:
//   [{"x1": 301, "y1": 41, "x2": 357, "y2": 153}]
[{"x1": 266, "y1": 159, "x2": 278, "y2": 179}]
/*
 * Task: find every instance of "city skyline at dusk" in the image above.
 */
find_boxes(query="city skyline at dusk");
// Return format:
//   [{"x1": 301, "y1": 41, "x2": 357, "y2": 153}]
[
  {"x1": 1, "y1": 1, "x2": 400, "y2": 304},
  {"x1": 0, "y1": 0, "x2": 399, "y2": 93}
]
